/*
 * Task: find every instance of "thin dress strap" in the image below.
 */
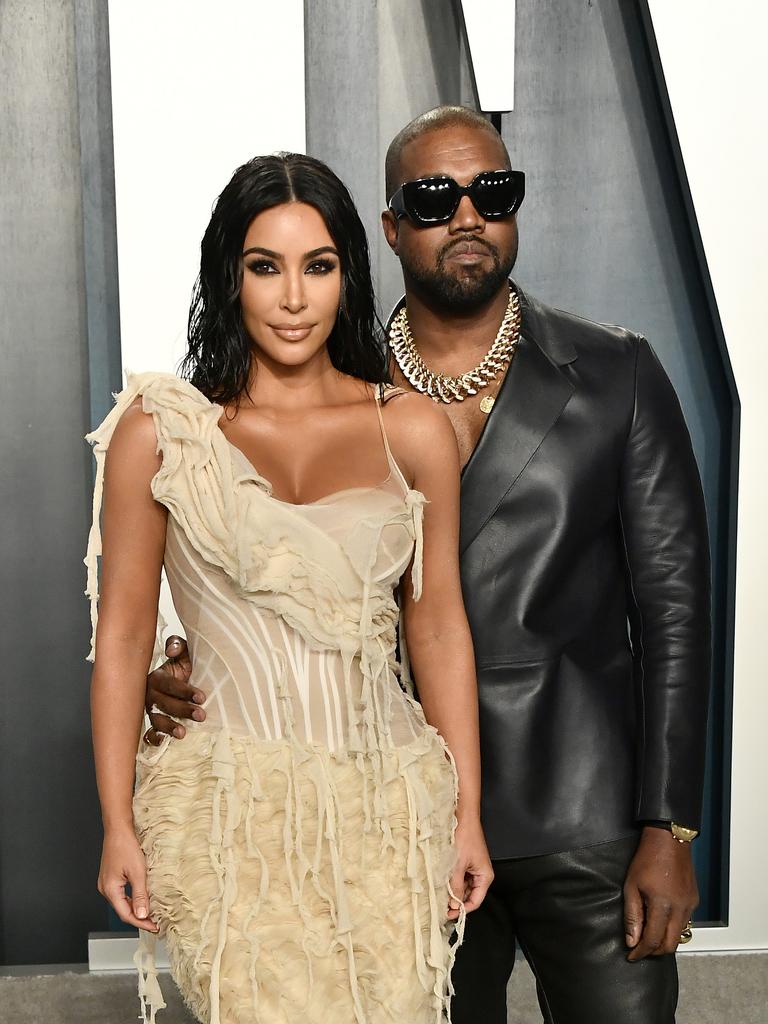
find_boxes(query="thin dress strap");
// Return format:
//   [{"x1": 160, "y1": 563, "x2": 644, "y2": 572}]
[
  {"x1": 374, "y1": 384, "x2": 410, "y2": 494},
  {"x1": 374, "y1": 384, "x2": 426, "y2": 603}
]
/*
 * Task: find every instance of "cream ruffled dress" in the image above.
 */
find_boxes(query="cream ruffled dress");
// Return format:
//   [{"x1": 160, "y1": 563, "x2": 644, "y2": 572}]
[{"x1": 85, "y1": 374, "x2": 463, "y2": 1024}]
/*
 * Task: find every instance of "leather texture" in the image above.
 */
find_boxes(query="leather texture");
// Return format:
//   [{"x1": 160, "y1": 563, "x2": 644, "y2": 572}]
[
  {"x1": 452, "y1": 284, "x2": 711, "y2": 858},
  {"x1": 450, "y1": 836, "x2": 679, "y2": 1024}
]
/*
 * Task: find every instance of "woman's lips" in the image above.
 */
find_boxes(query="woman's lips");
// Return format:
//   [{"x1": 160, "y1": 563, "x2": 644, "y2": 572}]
[{"x1": 270, "y1": 324, "x2": 314, "y2": 341}]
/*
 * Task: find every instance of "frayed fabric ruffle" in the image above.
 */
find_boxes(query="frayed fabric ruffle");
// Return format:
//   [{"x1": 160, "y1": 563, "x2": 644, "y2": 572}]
[{"x1": 133, "y1": 728, "x2": 463, "y2": 1024}]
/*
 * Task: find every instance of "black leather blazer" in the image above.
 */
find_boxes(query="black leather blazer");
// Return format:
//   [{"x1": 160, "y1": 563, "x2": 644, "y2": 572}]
[{"x1": 399, "y1": 285, "x2": 712, "y2": 859}]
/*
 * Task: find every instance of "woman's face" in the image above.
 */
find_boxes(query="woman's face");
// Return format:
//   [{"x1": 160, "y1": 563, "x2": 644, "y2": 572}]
[{"x1": 239, "y1": 201, "x2": 342, "y2": 369}]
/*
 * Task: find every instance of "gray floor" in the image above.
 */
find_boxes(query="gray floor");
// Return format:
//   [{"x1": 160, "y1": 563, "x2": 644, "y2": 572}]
[{"x1": 1, "y1": 955, "x2": 766, "y2": 1024}]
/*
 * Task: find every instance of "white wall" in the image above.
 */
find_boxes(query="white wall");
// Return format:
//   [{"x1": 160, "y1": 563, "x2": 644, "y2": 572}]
[
  {"x1": 459, "y1": 0, "x2": 516, "y2": 111},
  {"x1": 648, "y1": 1, "x2": 768, "y2": 951},
  {"x1": 108, "y1": 0, "x2": 306, "y2": 375}
]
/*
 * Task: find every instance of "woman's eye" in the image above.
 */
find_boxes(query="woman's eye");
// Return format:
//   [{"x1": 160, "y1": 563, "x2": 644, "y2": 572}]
[
  {"x1": 306, "y1": 259, "x2": 337, "y2": 275},
  {"x1": 247, "y1": 260, "x2": 277, "y2": 275}
]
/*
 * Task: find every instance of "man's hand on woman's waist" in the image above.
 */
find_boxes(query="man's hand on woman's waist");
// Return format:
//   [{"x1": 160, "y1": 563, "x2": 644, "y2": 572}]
[{"x1": 144, "y1": 636, "x2": 203, "y2": 745}]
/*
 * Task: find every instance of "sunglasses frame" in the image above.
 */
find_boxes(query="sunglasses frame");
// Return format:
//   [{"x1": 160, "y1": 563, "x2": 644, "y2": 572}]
[{"x1": 388, "y1": 169, "x2": 525, "y2": 226}]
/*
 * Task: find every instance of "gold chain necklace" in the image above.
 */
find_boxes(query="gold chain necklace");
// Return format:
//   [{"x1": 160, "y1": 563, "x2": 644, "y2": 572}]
[{"x1": 388, "y1": 288, "x2": 521, "y2": 413}]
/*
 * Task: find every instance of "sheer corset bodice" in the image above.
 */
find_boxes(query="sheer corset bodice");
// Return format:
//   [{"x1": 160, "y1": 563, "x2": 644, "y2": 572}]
[{"x1": 162, "y1": 450, "x2": 426, "y2": 752}]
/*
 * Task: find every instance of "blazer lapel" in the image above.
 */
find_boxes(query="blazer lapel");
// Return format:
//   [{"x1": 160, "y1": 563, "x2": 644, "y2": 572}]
[{"x1": 459, "y1": 294, "x2": 576, "y2": 554}]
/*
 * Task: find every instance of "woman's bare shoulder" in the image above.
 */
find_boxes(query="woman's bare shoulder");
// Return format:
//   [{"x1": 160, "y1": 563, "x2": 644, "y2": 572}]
[
  {"x1": 382, "y1": 389, "x2": 455, "y2": 441},
  {"x1": 380, "y1": 388, "x2": 459, "y2": 482},
  {"x1": 106, "y1": 398, "x2": 161, "y2": 474}
]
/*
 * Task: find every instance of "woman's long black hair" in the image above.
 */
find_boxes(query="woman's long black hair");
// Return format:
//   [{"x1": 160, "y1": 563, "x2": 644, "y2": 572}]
[{"x1": 181, "y1": 153, "x2": 389, "y2": 404}]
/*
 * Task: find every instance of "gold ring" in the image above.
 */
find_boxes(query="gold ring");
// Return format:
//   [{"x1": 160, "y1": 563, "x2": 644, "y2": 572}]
[{"x1": 679, "y1": 920, "x2": 694, "y2": 944}]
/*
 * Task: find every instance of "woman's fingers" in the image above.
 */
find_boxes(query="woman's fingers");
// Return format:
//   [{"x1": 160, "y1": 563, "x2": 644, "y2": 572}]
[
  {"x1": 447, "y1": 826, "x2": 495, "y2": 919},
  {"x1": 462, "y1": 867, "x2": 493, "y2": 913},
  {"x1": 447, "y1": 863, "x2": 466, "y2": 920},
  {"x1": 102, "y1": 875, "x2": 158, "y2": 933},
  {"x1": 98, "y1": 840, "x2": 159, "y2": 934},
  {"x1": 447, "y1": 855, "x2": 494, "y2": 919},
  {"x1": 128, "y1": 862, "x2": 152, "y2": 924}
]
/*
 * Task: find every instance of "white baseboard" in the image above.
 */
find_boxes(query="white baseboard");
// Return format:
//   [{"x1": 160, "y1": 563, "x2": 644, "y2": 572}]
[
  {"x1": 87, "y1": 930, "x2": 765, "y2": 974},
  {"x1": 88, "y1": 932, "x2": 169, "y2": 972}
]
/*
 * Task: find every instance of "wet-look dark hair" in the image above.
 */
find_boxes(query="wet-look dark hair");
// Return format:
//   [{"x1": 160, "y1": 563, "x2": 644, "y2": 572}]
[{"x1": 181, "y1": 153, "x2": 389, "y2": 404}]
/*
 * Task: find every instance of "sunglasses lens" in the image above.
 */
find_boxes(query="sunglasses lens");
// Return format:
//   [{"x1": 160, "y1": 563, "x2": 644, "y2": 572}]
[
  {"x1": 397, "y1": 171, "x2": 525, "y2": 224},
  {"x1": 472, "y1": 171, "x2": 524, "y2": 218},
  {"x1": 404, "y1": 178, "x2": 459, "y2": 223}
]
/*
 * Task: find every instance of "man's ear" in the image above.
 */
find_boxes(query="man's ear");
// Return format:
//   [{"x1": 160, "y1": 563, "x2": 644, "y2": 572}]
[{"x1": 381, "y1": 209, "x2": 399, "y2": 255}]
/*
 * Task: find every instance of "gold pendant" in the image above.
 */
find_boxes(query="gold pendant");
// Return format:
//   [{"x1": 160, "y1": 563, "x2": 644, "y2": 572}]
[{"x1": 479, "y1": 395, "x2": 495, "y2": 414}]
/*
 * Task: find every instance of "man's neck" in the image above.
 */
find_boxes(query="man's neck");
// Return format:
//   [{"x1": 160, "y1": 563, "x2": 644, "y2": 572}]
[{"x1": 401, "y1": 281, "x2": 511, "y2": 369}]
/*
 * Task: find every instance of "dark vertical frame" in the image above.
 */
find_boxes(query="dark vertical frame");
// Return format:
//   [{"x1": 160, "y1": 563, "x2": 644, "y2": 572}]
[
  {"x1": 74, "y1": 0, "x2": 123, "y2": 426},
  {"x1": 0, "y1": 0, "x2": 116, "y2": 964}
]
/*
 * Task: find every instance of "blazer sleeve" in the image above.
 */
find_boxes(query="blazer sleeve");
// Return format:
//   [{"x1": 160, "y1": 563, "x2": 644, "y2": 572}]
[{"x1": 618, "y1": 335, "x2": 712, "y2": 829}]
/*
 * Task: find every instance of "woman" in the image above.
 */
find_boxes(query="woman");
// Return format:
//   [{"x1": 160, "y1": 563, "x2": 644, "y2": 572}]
[{"x1": 86, "y1": 153, "x2": 491, "y2": 1024}]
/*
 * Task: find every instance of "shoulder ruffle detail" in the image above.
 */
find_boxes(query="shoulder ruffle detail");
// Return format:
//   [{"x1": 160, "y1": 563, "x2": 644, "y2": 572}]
[{"x1": 84, "y1": 372, "x2": 228, "y2": 660}]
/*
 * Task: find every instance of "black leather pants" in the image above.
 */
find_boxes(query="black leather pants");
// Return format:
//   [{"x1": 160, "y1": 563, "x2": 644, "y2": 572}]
[{"x1": 450, "y1": 836, "x2": 678, "y2": 1024}]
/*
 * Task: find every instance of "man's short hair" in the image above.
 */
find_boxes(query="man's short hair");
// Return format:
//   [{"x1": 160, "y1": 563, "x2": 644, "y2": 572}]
[{"x1": 384, "y1": 105, "x2": 510, "y2": 201}]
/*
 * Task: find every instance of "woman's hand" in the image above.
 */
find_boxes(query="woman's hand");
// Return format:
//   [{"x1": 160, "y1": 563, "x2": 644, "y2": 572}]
[
  {"x1": 448, "y1": 816, "x2": 494, "y2": 920},
  {"x1": 98, "y1": 827, "x2": 159, "y2": 933}
]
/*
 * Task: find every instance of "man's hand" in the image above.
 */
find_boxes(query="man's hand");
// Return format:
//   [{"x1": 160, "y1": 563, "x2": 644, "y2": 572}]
[
  {"x1": 624, "y1": 825, "x2": 699, "y2": 960},
  {"x1": 144, "y1": 636, "x2": 205, "y2": 745}
]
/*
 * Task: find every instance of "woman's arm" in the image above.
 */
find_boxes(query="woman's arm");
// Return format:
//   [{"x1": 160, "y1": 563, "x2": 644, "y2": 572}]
[
  {"x1": 390, "y1": 394, "x2": 492, "y2": 916},
  {"x1": 91, "y1": 400, "x2": 166, "y2": 931}
]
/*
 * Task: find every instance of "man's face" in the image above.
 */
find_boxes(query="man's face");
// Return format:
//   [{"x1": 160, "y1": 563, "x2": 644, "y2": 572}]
[{"x1": 382, "y1": 125, "x2": 519, "y2": 312}]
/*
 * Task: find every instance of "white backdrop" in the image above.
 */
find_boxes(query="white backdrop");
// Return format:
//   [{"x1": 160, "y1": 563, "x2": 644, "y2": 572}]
[
  {"x1": 108, "y1": 0, "x2": 306, "y2": 375},
  {"x1": 648, "y1": 1, "x2": 768, "y2": 952},
  {"x1": 459, "y1": 0, "x2": 516, "y2": 111}
]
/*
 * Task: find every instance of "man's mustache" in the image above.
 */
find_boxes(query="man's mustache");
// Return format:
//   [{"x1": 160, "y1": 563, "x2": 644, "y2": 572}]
[{"x1": 437, "y1": 235, "x2": 499, "y2": 263}]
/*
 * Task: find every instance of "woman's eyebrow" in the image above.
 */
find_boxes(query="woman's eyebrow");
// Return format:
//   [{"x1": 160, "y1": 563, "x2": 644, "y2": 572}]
[
  {"x1": 241, "y1": 246, "x2": 339, "y2": 259},
  {"x1": 242, "y1": 246, "x2": 281, "y2": 258},
  {"x1": 305, "y1": 246, "x2": 339, "y2": 258}
]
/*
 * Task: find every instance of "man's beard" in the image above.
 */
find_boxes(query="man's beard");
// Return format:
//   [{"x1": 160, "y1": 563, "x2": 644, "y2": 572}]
[{"x1": 402, "y1": 236, "x2": 517, "y2": 312}]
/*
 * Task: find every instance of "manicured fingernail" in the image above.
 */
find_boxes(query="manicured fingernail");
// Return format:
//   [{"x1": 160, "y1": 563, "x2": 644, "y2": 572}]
[
  {"x1": 136, "y1": 907, "x2": 147, "y2": 919},
  {"x1": 173, "y1": 726, "x2": 184, "y2": 738},
  {"x1": 193, "y1": 692, "x2": 205, "y2": 704},
  {"x1": 192, "y1": 709, "x2": 205, "y2": 722}
]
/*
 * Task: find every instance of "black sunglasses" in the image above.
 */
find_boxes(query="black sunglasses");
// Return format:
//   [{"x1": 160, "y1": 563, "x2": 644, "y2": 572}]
[{"x1": 388, "y1": 169, "x2": 525, "y2": 226}]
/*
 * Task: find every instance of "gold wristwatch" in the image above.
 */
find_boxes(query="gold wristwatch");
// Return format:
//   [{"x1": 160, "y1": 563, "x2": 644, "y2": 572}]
[{"x1": 670, "y1": 822, "x2": 699, "y2": 844}]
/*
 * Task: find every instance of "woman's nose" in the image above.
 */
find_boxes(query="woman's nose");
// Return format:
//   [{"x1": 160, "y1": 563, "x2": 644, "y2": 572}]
[{"x1": 280, "y1": 272, "x2": 307, "y2": 313}]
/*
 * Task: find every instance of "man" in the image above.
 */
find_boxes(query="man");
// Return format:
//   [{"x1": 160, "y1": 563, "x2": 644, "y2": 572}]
[{"x1": 145, "y1": 107, "x2": 711, "y2": 1023}]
